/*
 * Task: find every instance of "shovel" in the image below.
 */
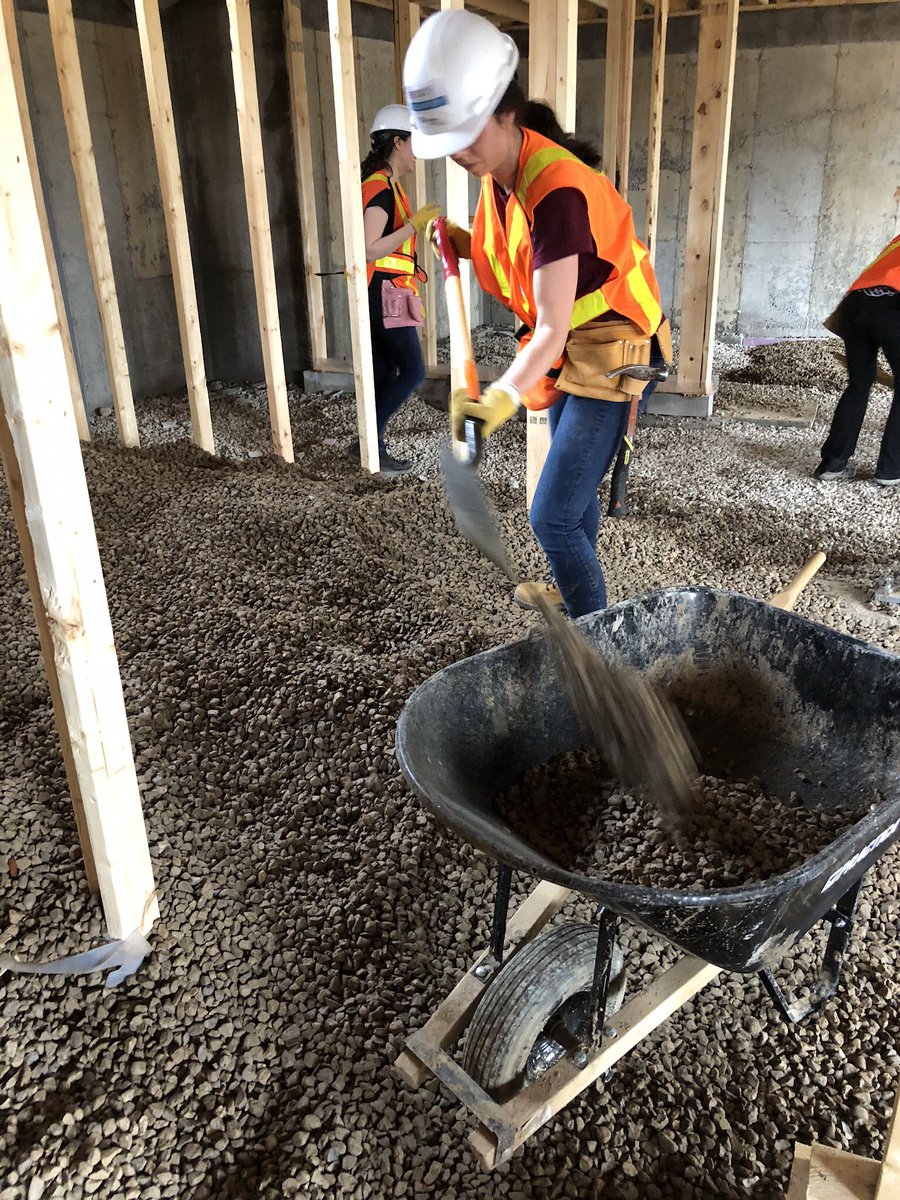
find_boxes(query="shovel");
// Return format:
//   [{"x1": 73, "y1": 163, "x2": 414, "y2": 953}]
[{"x1": 433, "y1": 217, "x2": 513, "y2": 578}]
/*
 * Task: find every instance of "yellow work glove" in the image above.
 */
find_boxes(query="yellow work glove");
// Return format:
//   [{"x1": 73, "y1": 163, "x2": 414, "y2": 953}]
[
  {"x1": 450, "y1": 385, "x2": 520, "y2": 443},
  {"x1": 425, "y1": 217, "x2": 472, "y2": 261},
  {"x1": 408, "y1": 201, "x2": 441, "y2": 238}
]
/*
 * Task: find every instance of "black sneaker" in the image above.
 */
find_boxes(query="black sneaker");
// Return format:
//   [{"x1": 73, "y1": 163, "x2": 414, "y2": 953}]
[
  {"x1": 813, "y1": 462, "x2": 856, "y2": 481},
  {"x1": 874, "y1": 475, "x2": 900, "y2": 488}
]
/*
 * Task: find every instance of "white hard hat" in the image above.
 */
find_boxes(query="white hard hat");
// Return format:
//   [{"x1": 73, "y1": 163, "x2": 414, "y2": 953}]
[
  {"x1": 403, "y1": 10, "x2": 519, "y2": 159},
  {"x1": 370, "y1": 104, "x2": 412, "y2": 136}
]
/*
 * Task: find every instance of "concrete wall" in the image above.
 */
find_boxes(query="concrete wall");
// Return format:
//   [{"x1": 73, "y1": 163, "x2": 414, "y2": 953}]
[
  {"x1": 573, "y1": 5, "x2": 900, "y2": 337},
  {"x1": 12, "y1": 0, "x2": 900, "y2": 414}
]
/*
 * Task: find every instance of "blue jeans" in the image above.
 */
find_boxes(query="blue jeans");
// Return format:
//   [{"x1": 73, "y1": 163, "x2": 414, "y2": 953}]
[
  {"x1": 530, "y1": 393, "x2": 628, "y2": 618},
  {"x1": 368, "y1": 283, "x2": 425, "y2": 451}
]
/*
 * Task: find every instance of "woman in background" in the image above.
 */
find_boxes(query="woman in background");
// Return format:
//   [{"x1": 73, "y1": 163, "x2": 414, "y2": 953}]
[{"x1": 352, "y1": 104, "x2": 439, "y2": 476}]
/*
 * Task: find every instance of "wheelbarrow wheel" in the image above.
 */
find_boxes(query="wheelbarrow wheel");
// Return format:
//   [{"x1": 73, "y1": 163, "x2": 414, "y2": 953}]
[{"x1": 462, "y1": 922, "x2": 626, "y2": 1102}]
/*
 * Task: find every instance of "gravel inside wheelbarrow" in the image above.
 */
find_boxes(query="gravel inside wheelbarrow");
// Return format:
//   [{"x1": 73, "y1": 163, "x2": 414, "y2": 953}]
[
  {"x1": 497, "y1": 749, "x2": 876, "y2": 888},
  {"x1": 1, "y1": 332, "x2": 898, "y2": 1200}
]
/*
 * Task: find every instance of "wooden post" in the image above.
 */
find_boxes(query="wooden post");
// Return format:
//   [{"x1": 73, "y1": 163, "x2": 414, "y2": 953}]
[
  {"x1": 392, "y1": 0, "x2": 412, "y2": 104},
  {"x1": 327, "y1": 0, "x2": 380, "y2": 473},
  {"x1": 526, "y1": 0, "x2": 578, "y2": 510},
  {"x1": 2, "y1": 0, "x2": 89, "y2": 443},
  {"x1": 134, "y1": 0, "x2": 214, "y2": 455},
  {"x1": 284, "y1": 0, "x2": 328, "y2": 364},
  {"x1": 603, "y1": 0, "x2": 635, "y2": 197},
  {"x1": 47, "y1": 0, "x2": 139, "y2": 448},
  {"x1": 645, "y1": 0, "x2": 669, "y2": 264},
  {"x1": 676, "y1": 0, "x2": 739, "y2": 396},
  {"x1": 0, "y1": 34, "x2": 158, "y2": 936},
  {"x1": 226, "y1": 0, "x2": 294, "y2": 462},
  {"x1": 409, "y1": 2, "x2": 438, "y2": 369},
  {"x1": 441, "y1": 0, "x2": 471, "y2": 329},
  {"x1": 876, "y1": 1092, "x2": 900, "y2": 1199}
]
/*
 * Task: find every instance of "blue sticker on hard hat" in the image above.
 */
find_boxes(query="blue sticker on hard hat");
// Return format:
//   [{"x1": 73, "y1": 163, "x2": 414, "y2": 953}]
[{"x1": 408, "y1": 94, "x2": 449, "y2": 113}]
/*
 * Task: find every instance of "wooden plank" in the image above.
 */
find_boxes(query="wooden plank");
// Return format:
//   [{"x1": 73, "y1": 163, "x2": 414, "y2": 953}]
[
  {"x1": 787, "y1": 1143, "x2": 814, "y2": 1200},
  {"x1": 0, "y1": 404, "x2": 97, "y2": 893},
  {"x1": 614, "y1": 0, "x2": 636, "y2": 199},
  {"x1": 0, "y1": 38, "x2": 158, "y2": 936},
  {"x1": 806, "y1": 1145, "x2": 880, "y2": 1199},
  {"x1": 284, "y1": 0, "x2": 328, "y2": 363},
  {"x1": 47, "y1": 0, "x2": 139, "y2": 448},
  {"x1": 644, "y1": 0, "x2": 668, "y2": 261},
  {"x1": 392, "y1": 0, "x2": 412, "y2": 103},
  {"x1": 441, "y1": 0, "x2": 472, "y2": 330},
  {"x1": 134, "y1": 0, "x2": 214, "y2": 455},
  {"x1": 876, "y1": 1092, "x2": 900, "y2": 1200},
  {"x1": 1, "y1": 0, "x2": 88, "y2": 443},
  {"x1": 676, "y1": 0, "x2": 739, "y2": 397},
  {"x1": 410, "y1": 2, "x2": 438, "y2": 369},
  {"x1": 327, "y1": 0, "x2": 380, "y2": 473},
  {"x1": 602, "y1": 0, "x2": 622, "y2": 182},
  {"x1": 226, "y1": 0, "x2": 294, "y2": 462},
  {"x1": 526, "y1": 0, "x2": 577, "y2": 508}
]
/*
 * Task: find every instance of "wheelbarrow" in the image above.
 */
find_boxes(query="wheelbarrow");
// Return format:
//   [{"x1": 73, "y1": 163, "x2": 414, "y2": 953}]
[{"x1": 393, "y1": 585, "x2": 900, "y2": 1169}]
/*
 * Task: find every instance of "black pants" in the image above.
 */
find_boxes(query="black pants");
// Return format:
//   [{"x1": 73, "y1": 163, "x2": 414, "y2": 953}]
[
  {"x1": 368, "y1": 282, "x2": 425, "y2": 451},
  {"x1": 820, "y1": 290, "x2": 900, "y2": 480}
]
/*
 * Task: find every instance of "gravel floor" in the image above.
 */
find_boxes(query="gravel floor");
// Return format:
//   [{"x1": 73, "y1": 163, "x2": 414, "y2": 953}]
[{"x1": 1, "y1": 337, "x2": 898, "y2": 1199}]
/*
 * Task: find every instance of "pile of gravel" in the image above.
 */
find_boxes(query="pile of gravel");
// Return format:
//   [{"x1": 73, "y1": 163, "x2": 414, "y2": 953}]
[
  {"x1": 436, "y1": 324, "x2": 517, "y2": 372},
  {"x1": 1, "y1": 342, "x2": 898, "y2": 1200},
  {"x1": 497, "y1": 748, "x2": 876, "y2": 888}
]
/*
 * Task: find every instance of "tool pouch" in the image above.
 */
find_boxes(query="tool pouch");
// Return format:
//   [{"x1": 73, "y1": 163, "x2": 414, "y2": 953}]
[
  {"x1": 381, "y1": 280, "x2": 424, "y2": 328},
  {"x1": 558, "y1": 318, "x2": 653, "y2": 401}
]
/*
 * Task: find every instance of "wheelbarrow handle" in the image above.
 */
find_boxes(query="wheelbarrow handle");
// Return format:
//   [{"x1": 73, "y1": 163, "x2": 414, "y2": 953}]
[{"x1": 770, "y1": 552, "x2": 826, "y2": 611}]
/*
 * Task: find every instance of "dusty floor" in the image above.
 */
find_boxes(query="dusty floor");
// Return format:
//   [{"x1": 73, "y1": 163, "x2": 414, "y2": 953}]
[{"x1": 1, "y1": 337, "x2": 898, "y2": 1199}]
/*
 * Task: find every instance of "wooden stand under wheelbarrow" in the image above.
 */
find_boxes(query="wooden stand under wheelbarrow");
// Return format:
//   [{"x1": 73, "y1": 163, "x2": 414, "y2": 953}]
[{"x1": 392, "y1": 569, "x2": 900, "y2": 1169}]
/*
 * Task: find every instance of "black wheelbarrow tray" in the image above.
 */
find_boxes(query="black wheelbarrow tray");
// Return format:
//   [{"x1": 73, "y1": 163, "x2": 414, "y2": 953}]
[{"x1": 392, "y1": 587, "x2": 900, "y2": 1169}]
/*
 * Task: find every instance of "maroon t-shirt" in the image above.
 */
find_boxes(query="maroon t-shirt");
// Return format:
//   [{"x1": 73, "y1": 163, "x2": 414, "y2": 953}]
[{"x1": 492, "y1": 181, "x2": 614, "y2": 306}]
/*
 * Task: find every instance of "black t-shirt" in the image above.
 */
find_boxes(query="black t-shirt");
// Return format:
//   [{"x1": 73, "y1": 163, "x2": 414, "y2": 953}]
[{"x1": 365, "y1": 184, "x2": 403, "y2": 292}]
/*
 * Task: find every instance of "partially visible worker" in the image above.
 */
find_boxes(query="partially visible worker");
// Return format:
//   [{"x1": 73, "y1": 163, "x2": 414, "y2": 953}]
[
  {"x1": 817, "y1": 233, "x2": 900, "y2": 486},
  {"x1": 403, "y1": 11, "x2": 671, "y2": 618},
  {"x1": 351, "y1": 104, "x2": 440, "y2": 476}
]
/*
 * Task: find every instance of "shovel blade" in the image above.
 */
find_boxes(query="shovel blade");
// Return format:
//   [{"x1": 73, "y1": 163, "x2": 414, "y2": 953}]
[{"x1": 440, "y1": 446, "x2": 513, "y2": 579}]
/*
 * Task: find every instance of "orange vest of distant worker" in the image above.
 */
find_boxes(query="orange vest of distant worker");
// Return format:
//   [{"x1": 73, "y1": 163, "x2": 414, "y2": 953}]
[
  {"x1": 848, "y1": 234, "x2": 900, "y2": 293},
  {"x1": 470, "y1": 128, "x2": 663, "y2": 340},
  {"x1": 361, "y1": 172, "x2": 421, "y2": 292}
]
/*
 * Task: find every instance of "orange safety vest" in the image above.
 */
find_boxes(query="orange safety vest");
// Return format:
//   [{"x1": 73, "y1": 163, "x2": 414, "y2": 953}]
[
  {"x1": 470, "y1": 128, "x2": 663, "y2": 337},
  {"x1": 848, "y1": 235, "x2": 900, "y2": 293},
  {"x1": 362, "y1": 172, "x2": 422, "y2": 293}
]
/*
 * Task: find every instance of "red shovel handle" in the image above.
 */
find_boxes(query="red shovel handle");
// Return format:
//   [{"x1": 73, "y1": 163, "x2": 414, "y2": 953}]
[{"x1": 432, "y1": 216, "x2": 461, "y2": 282}]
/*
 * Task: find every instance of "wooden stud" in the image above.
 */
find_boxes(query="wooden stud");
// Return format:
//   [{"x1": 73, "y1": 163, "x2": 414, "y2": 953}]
[
  {"x1": 392, "y1": 0, "x2": 412, "y2": 104},
  {"x1": 284, "y1": 0, "x2": 328, "y2": 363},
  {"x1": 134, "y1": 0, "x2": 214, "y2": 455},
  {"x1": 644, "y1": 0, "x2": 669, "y2": 262},
  {"x1": 441, "y1": 0, "x2": 472, "y2": 330},
  {"x1": 676, "y1": 0, "x2": 739, "y2": 396},
  {"x1": 603, "y1": 0, "x2": 636, "y2": 196},
  {"x1": 327, "y1": 0, "x2": 380, "y2": 473},
  {"x1": 0, "y1": 34, "x2": 158, "y2": 935},
  {"x1": 47, "y1": 0, "x2": 139, "y2": 448},
  {"x1": 0, "y1": 404, "x2": 98, "y2": 894},
  {"x1": 410, "y1": 3, "x2": 438, "y2": 368},
  {"x1": 226, "y1": 0, "x2": 294, "y2": 462},
  {"x1": 526, "y1": 0, "x2": 578, "y2": 509},
  {"x1": 1, "y1": 0, "x2": 89, "y2": 443}
]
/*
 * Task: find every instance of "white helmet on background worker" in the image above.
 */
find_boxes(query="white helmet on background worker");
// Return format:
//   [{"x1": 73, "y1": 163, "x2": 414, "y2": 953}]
[
  {"x1": 402, "y1": 10, "x2": 520, "y2": 159},
  {"x1": 369, "y1": 104, "x2": 413, "y2": 136}
]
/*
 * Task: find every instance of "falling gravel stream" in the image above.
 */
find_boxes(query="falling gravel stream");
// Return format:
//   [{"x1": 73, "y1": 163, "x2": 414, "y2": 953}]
[{"x1": 0, "y1": 336, "x2": 898, "y2": 1199}]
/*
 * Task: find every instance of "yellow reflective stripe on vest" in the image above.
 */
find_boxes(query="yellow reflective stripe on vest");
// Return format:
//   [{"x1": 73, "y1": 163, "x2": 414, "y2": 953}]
[
  {"x1": 516, "y1": 144, "x2": 578, "y2": 206},
  {"x1": 375, "y1": 253, "x2": 416, "y2": 275},
  {"x1": 862, "y1": 238, "x2": 900, "y2": 271},
  {"x1": 482, "y1": 190, "x2": 513, "y2": 303},
  {"x1": 622, "y1": 242, "x2": 662, "y2": 331}
]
